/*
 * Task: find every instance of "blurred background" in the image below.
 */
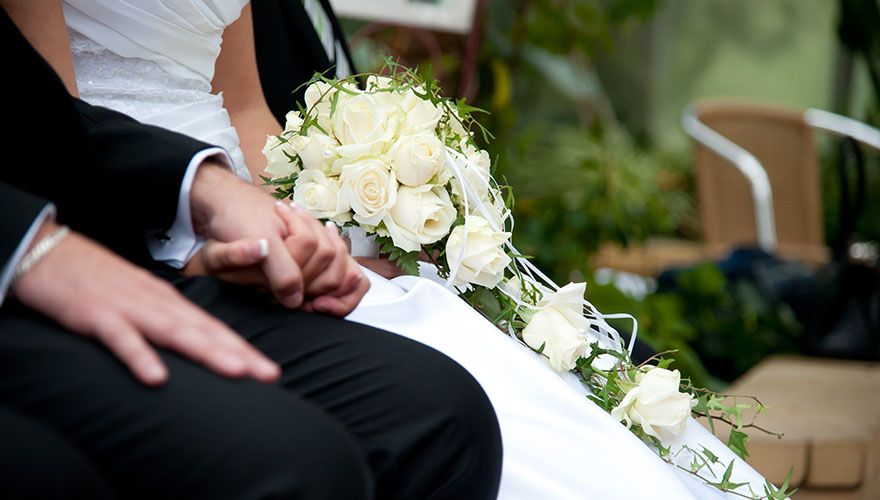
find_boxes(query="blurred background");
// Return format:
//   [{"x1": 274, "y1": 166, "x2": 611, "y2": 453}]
[
  {"x1": 328, "y1": 0, "x2": 880, "y2": 495},
  {"x1": 333, "y1": 0, "x2": 880, "y2": 387}
]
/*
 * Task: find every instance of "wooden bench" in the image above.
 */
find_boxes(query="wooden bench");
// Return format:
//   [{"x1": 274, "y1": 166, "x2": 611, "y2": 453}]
[{"x1": 705, "y1": 356, "x2": 880, "y2": 499}]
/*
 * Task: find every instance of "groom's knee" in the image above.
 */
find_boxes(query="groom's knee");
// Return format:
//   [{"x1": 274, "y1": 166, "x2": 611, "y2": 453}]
[
  {"x1": 211, "y1": 404, "x2": 373, "y2": 500},
  {"x1": 149, "y1": 378, "x2": 373, "y2": 500},
  {"x1": 372, "y1": 340, "x2": 503, "y2": 500}
]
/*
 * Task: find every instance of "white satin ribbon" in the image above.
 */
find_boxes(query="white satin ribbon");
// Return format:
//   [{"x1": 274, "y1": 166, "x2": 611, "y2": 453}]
[{"x1": 441, "y1": 146, "x2": 638, "y2": 358}]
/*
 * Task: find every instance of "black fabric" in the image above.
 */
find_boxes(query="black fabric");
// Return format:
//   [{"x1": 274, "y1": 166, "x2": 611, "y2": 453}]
[
  {"x1": 0, "y1": 276, "x2": 502, "y2": 500},
  {"x1": 0, "y1": 6, "x2": 502, "y2": 499},
  {"x1": 0, "y1": 184, "x2": 49, "y2": 274},
  {"x1": 0, "y1": 407, "x2": 116, "y2": 499},
  {"x1": 805, "y1": 137, "x2": 880, "y2": 359},
  {"x1": 252, "y1": 0, "x2": 356, "y2": 126},
  {"x1": 0, "y1": 6, "x2": 202, "y2": 264}
]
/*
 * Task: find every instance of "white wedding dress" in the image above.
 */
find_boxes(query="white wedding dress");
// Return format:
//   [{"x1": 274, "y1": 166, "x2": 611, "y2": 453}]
[{"x1": 64, "y1": 1, "x2": 772, "y2": 498}]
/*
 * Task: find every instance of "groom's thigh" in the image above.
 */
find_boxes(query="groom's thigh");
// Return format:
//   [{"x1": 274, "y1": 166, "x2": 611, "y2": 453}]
[
  {"x1": 0, "y1": 306, "x2": 372, "y2": 500},
  {"x1": 0, "y1": 407, "x2": 115, "y2": 499},
  {"x1": 175, "y1": 276, "x2": 503, "y2": 500}
]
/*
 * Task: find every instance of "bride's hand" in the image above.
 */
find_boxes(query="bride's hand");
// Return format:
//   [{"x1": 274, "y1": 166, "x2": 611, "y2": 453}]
[
  {"x1": 186, "y1": 224, "x2": 369, "y2": 317},
  {"x1": 189, "y1": 160, "x2": 368, "y2": 315},
  {"x1": 354, "y1": 257, "x2": 406, "y2": 279},
  {"x1": 182, "y1": 238, "x2": 269, "y2": 288}
]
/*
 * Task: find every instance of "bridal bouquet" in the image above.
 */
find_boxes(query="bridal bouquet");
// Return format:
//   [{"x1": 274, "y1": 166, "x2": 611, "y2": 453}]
[{"x1": 263, "y1": 61, "x2": 795, "y2": 499}]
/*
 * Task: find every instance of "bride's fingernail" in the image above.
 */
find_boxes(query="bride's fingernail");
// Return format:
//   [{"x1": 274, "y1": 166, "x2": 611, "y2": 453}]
[{"x1": 251, "y1": 238, "x2": 269, "y2": 258}]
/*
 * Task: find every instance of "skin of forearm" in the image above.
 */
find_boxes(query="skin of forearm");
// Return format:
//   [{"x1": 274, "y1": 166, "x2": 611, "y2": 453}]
[{"x1": 228, "y1": 104, "x2": 283, "y2": 190}]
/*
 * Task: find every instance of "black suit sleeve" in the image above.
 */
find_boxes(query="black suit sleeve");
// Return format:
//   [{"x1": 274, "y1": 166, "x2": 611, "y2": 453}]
[
  {"x1": 0, "y1": 6, "x2": 214, "y2": 262},
  {"x1": 0, "y1": 184, "x2": 50, "y2": 282}
]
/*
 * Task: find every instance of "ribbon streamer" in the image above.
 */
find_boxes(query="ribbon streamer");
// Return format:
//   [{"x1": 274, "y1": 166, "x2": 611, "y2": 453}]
[{"x1": 442, "y1": 147, "x2": 638, "y2": 357}]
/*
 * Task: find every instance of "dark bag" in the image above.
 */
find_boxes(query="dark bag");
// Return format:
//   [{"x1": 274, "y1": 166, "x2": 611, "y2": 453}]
[{"x1": 805, "y1": 137, "x2": 880, "y2": 359}]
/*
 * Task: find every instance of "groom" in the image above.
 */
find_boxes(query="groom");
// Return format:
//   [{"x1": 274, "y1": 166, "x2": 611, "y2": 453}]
[{"x1": 0, "y1": 4, "x2": 501, "y2": 499}]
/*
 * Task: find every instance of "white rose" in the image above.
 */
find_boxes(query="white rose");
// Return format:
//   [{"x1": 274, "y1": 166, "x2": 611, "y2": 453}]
[
  {"x1": 292, "y1": 169, "x2": 347, "y2": 219},
  {"x1": 610, "y1": 367, "x2": 697, "y2": 442},
  {"x1": 443, "y1": 106, "x2": 469, "y2": 141},
  {"x1": 284, "y1": 110, "x2": 305, "y2": 132},
  {"x1": 262, "y1": 135, "x2": 298, "y2": 179},
  {"x1": 399, "y1": 88, "x2": 443, "y2": 134},
  {"x1": 500, "y1": 275, "x2": 547, "y2": 306},
  {"x1": 383, "y1": 185, "x2": 456, "y2": 252},
  {"x1": 304, "y1": 81, "x2": 336, "y2": 132},
  {"x1": 389, "y1": 134, "x2": 445, "y2": 187},
  {"x1": 338, "y1": 157, "x2": 398, "y2": 226},
  {"x1": 445, "y1": 215, "x2": 511, "y2": 288},
  {"x1": 332, "y1": 93, "x2": 396, "y2": 158},
  {"x1": 450, "y1": 146, "x2": 491, "y2": 200},
  {"x1": 291, "y1": 132, "x2": 337, "y2": 173},
  {"x1": 365, "y1": 75, "x2": 395, "y2": 91},
  {"x1": 521, "y1": 282, "x2": 591, "y2": 371}
]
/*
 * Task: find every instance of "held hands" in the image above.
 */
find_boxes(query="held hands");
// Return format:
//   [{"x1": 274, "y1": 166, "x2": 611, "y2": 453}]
[
  {"x1": 188, "y1": 161, "x2": 368, "y2": 316},
  {"x1": 12, "y1": 222, "x2": 281, "y2": 387}
]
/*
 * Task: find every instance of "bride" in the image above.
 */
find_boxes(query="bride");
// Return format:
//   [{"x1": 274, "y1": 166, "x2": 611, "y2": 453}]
[{"x1": 57, "y1": 1, "x2": 771, "y2": 498}]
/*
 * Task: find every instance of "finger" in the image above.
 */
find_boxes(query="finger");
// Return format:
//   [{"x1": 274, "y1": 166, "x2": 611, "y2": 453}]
[
  {"x1": 265, "y1": 203, "x2": 311, "y2": 307},
  {"x1": 297, "y1": 221, "x2": 352, "y2": 296},
  {"x1": 136, "y1": 299, "x2": 281, "y2": 383},
  {"x1": 275, "y1": 203, "x2": 320, "y2": 275},
  {"x1": 297, "y1": 217, "x2": 338, "y2": 285},
  {"x1": 124, "y1": 292, "x2": 253, "y2": 379},
  {"x1": 92, "y1": 314, "x2": 168, "y2": 386},
  {"x1": 311, "y1": 272, "x2": 371, "y2": 317},
  {"x1": 202, "y1": 238, "x2": 269, "y2": 272},
  {"x1": 213, "y1": 267, "x2": 270, "y2": 288},
  {"x1": 354, "y1": 256, "x2": 406, "y2": 279}
]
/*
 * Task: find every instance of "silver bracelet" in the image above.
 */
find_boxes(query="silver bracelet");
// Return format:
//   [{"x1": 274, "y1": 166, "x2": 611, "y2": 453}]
[{"x1": 12, "y1": 225, "x2": 71, "y2": 285}]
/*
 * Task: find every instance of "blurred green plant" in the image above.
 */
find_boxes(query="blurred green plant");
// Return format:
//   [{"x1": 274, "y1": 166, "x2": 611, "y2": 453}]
[
  {"x1": 585, "y1": 263, "x2": 802, "y2": 390},
  {"x1": 504, "y1": 126, "x2": 691, "y2": 279}
]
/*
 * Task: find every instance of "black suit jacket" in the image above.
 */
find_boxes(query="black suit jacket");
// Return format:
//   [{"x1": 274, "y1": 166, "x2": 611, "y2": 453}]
[
  {"x1": 0, "y1": 7, "x2": 214, "y2": 272},
  {"x1": 252, "y1": 0, "x2": 355, "y2": 126}
]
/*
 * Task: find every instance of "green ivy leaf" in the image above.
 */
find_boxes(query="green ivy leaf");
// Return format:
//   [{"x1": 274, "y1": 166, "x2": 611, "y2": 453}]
[
  {"x1": 727, "y1": 429, "x2": 750, "y2": 460},
  {"x1": 707, "y1": 461, "x2": 748, "y2": 492},
  {"x1": 763, "y1": 466, "x2": 798, "y2": 499},
  {"x1": 700, "y1": 446, "x2": 719, "y2": 464}
]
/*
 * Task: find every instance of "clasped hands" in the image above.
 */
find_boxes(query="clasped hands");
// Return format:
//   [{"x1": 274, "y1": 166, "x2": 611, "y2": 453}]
[
  {"x1": 12, "y1": 159, "x2": 367, "y2": 387},
  {"x1": 186, "y1": 160, "x2": 368, "y2": 315}
]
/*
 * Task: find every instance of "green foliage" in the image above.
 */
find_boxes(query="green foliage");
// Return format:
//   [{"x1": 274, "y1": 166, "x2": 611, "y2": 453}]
[
  {"x1": 727, "y1": 430, "x2": 750, "y2": 460},
  {"x1": 375, "y1": 235, "x2": 421, "y2": 276},
  {"x1": 505, "y1": 127, "x2": 690, "y2": 278},
  {"x1": 668, "y1": 264, "x2": 802, "y2": 383},
  {"x1": 764, "y1": 468, "x2": 798, "y2": 499},
  {"x1": 707, "y1": 462, "x2": 748, "y2": 493}
]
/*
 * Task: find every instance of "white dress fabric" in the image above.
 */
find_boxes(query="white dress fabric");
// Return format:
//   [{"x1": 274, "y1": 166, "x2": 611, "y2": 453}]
[{"x1": 65, "y1": 2, "x2": 772, "y2": 498}]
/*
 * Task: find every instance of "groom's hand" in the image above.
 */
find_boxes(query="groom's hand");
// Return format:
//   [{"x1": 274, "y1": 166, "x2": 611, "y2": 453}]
[
  {"x1": 12, "y1": 221, "x2": 281, "y2": 387},
  {"x1": 189, "y1": 160, "x2": 367, "y2": 315}
]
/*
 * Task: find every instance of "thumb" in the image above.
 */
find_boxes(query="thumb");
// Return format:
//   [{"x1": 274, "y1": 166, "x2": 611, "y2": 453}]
[{"x1": 202, "y1": 238, "x2": 268, "y2": 272}]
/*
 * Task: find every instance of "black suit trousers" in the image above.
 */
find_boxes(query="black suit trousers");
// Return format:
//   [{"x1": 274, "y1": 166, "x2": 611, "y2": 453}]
[{"x1": 0, "y1": 274, "x2": 502, "y2": 500}]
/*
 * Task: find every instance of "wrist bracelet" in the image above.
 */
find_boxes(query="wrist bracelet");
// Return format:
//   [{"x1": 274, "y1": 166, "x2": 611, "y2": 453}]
[{"x1": 12, "y1": 225, "x2": 71, "y2": 285}]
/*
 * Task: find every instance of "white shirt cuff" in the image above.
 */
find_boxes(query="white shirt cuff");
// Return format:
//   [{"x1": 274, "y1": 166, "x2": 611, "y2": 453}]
[
  {"x1": 0, "y1": 204, "x2": 56, "y2": 307},
  {"x1": 146, "y1": 148, "x2": 233, "y2": 268}
]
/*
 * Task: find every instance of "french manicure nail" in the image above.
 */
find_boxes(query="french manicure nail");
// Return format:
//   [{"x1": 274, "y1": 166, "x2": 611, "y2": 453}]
[{"x1": 258, "y1": 238, "x2": 269, "y2": 257}]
